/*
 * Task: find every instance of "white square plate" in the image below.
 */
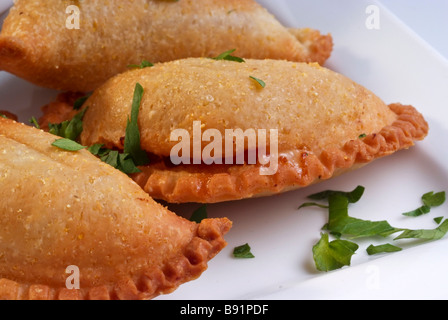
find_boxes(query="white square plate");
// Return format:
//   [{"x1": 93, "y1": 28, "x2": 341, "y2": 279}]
[{"x1": 1, "y1": 0, "x2": 447, "y2": 300}]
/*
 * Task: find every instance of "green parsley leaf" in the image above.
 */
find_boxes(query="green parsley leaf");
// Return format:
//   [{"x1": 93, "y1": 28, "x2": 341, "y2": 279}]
[
  {"x1": 403, "y1": 191, "x2": 446, "y2": 217},
  {"x1": 366, "y1": 243, "x2": 402, "y2": 255},
  {"x1": 51, "y1": 138, "x2": 86, "y2": 152},
  {"x1": 305, "y1": 186, "x2": 448, "y2": 272},
  {"x1": 359, "y1": 133, "x2": 367, "y2": 139},
  {"x1": 88, "y1": 144, "x2": 141, "y2": 174},
  {"x1": 233, "y1": 243, "x2": 255, "y2": 259},
  {"x1": 326, "y1": 194, "x2": 402, "y2": 238},
  {"x1": 189, "y1": 205, "x2": 208, "y2": 223},
  {"x1": 394, "y1": 219, "x2": 448, "y2": 241},
  {"x1": 87, "y1": 144, "x2": 105, "y2": 155},
  {"x1": 118, "y1": 153, "x2": 141, "y2": 174},
  {"x1": 402, "y1": 205, "x2": 431, "y2": 217},
  {"x1": 211, "y1": 49, "x2": 245, "y2": 63},
  {"x1": 434, "y1": 217, "x2": 444, "y2": 224},
  {"x1": 0, "y1": 114, "x2": 7, "y2": 119},
  {"x1": 87, "y1": 84, "x2": 149, "y2": 173},
  {"x1": 249, "y1": 76, "x2": 266, "y2": 88},
  {"x1": 29, "y1": 116, "x2": 40, "y2": 129},
  {"x1": 124, "y1": 83, "x2": 150, "y2": 166},
  {"x1": 127, "y1": 60, "x2": 154, "y2": 69},
  {"x1": 101, "y1": 150, "x2": 119, "y2": 168},
  {"x1": 49, "y1": 107, "x2": 88, "y2": 141},
  {"x1": 312, "y1": 233, "x2": 358, "y2": 272},
  {"x1": 73, "y1": 93, "x2": 92, "y2": 110},
  {"x1": 298, "y1": 202, "x2": 329, "y2": 210},
  {"x1": 422, "y1": 191, "x2": 446, "y2": 207},
  {"x1": 307, "y1": 185, "x2": 365, "y2": 204}
]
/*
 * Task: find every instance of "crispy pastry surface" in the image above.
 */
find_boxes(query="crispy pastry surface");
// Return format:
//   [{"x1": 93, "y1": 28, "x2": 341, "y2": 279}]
[
  {"x1": 131, "y1": 104, "x2": 428, "y2": 203},
  {"x1": 39, "y1": 58, "x2": 429, "y2": 203},
  {"x1": 79, "y1": 59, "x2": 398, "y2": 157},
  {"x1": 0, "y1": 118, "x2": 231, "y2": 299},
  {"x1": 0, "y1": 0, "x2": 332, "y2": 92}
]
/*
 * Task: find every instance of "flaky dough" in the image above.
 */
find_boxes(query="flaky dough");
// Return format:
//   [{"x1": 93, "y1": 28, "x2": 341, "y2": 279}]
[{"x1": 0, "y1": 0, "x2": 332, "y2": 92}]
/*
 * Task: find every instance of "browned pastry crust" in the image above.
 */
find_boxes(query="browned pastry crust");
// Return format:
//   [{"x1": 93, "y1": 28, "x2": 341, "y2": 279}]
[
  {"x1": 0, "y1": 117, "x2": 232, "y2": 299},
  {"x1": 0, "y1": 110, "x2": 18, "y2": 121},
  {"x1": 0, "y1": 0, "x2": 332, "y2": 92},
  {"x1": 38, "y1": 58, "x2": 429, "y2": 204},
  {"x1": 131, "y1": 104, "x2": 428, "y2": 203},
  {"x1": 38, "y1": 92, "x2": 84, "y2": 130}
]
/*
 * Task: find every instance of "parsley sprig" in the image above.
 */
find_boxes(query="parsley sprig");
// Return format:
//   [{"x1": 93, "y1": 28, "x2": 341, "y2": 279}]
[
  {"x1": 87, "y1": 144, "x2": 141, "y2": 174},
  {"x1": 300, "y1": 186, "x2": 447, "y2": 271},
  {"x1": 123, "y1": 83, "x2": 150, "y2": 166},
  {"x1": 49, "y1": 108, "x2": 88, "y2": 141},
  {"x1": 402, "y1": 191, "x2": 446, "y2": 217},
  {"x1": 211, "y1": 49, "x2": 245, "y2": 63},
  {"x1": 51, "y1": 83, "x2": 150, "y2": 174},
  {"x1": 189, "y1": 205, "x2": 208, "y2": 223},
  {"x1": 233, "y1": 243, "x2": 255, "y2": 259}
]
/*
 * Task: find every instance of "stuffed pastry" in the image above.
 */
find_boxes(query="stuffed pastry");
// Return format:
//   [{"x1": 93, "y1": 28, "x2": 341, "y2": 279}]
[
  {"x1": 39, "y1": 58, "x2": 429, "y2": 204},
  {"x1": 0, "y1": 117, "x2": 232, "y2": 300},
  {"x1": 0, "y1": 0, "x2": 333, "y2": 92}
]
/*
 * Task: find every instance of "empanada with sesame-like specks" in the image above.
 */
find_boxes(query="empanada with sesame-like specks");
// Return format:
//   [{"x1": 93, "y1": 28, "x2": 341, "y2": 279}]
[
  {"x1": 39, "y1": 58, "x2": 429, "y2": 204},
  {"x1": 0, "y1": 117, "x2": 231, "y2": 300},
  {"x1": 0, "y1": 0, "x2": 332, "y2": 92}
]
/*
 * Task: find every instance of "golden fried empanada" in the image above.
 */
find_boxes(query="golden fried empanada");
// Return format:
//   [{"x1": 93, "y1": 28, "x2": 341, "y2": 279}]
[
  {"x1": 0, "y1": 117, "x2": 231, "y2": 300},
  {"x1": 40, "y1": 58, "x2": 429, "y2": 204},
  {"x1": 0, "y1": 0, "x2": 333, "y2": 92}
]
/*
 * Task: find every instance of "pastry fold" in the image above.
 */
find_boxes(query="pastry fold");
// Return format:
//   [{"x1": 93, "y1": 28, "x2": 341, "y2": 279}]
[
  {"x1": 0, "y1": 117, "x2": 231, "y2": 300},
  {"x1": 0, "y1": 0, "x2": 332, "y2": 92},
  {"x1": 39, "y1": 58, "x2": 429, "y2": 204}
]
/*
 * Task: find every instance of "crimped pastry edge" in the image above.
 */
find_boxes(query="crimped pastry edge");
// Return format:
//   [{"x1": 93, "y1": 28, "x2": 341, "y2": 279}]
[
  {"x1": 0, "y1": 217, "x2": 231, "y2": 300},
  {"x1": 132, "y1": 104, "x2": 428, "y2": 203}
]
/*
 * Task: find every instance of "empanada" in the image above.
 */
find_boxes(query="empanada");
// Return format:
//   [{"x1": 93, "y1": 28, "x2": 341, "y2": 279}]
[
  {"x1": 39, "y1": 58, "x2": 429, "y2": 204},
  {"x1": 0, "y1": 0, "x2": 333, "y2": 92},
  {"x1": 0, "y1": 117, "x2": 232, "y2": 300}
]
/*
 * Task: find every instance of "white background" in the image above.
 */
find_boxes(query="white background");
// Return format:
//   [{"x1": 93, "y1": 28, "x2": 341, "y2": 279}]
[{"x1": 382, "y1": 0, "x2": 448, "y2": 59}]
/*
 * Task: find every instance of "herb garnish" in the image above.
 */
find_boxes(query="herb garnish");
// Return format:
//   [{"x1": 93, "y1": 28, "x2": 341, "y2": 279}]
[
  {"x1": 211, "y1": 49, "x2": 245, "y2": 63},
  {"x1": 394, "y1": 219, "x2": 448, "y2": 241},
  {"x1": 87, "y1": 144, "x2": 141, "y2": 174},
  {"x1": 434, "y1": 217, "x2": 444, "y2": 224},
  {"x1": 124, "y1": 83, "x2": 150, "y2": 166},
  {"x1": 189, "y1": 205, "x2": 208, "y2": 223},
  {"x1": 86, "y1": 83, "x2": 149, "y2": 173},
  {"x1": 29, "y1": 116, "x2": 40, "y2": 129},
  {"x1": 308, "y1": 185, "x2": 365, "y2": 203},
  {"x1": 48, "y1": 107, "x2": 88, "y2": 141},
  {"x1": 298, "y1": 185, "x2": 365, "y2": 211},
  {"x1": 366, "y1": 243, "x2": 402, "y2": 256},
  {"x1": 86, "y1": 83, "x2": 150, "y2": 173},
  {"x1": 249, "y1": 76, "x2": 266, "y2": 88},
  {"x1": 73, "y1": 93, "x2": 92, "y2": 110},
  {"x1": 52, "y1": 138, "x2": 86, "y2": 152},
  {"x1": 313, "y1": 233, "x2": 358, "y2": 271},
  {"x1": 402, "y1": 191, "x2": 446, "y2": 217},
  {"x1": 300, "y1": 186, "x2": 448, "y2": 272},
  {"x1": 233, "y1": 243, "x2": 255, "y2": 259},
  {"x1": 47, "y1": 83, "x2": 149, "y2": 175},
  {"x1": 325, "y1": 194, "x2": 401, "y2": 239}
]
